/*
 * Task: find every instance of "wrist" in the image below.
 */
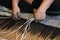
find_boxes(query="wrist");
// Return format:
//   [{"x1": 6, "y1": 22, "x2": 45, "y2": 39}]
[
  {"x1": 38, "y1": 7, "x2": 47, "y2": 12},
  {"x1": 37, "y1": 8, "x2": 46, "y2": 13},
  {"x1": 12, "y1": 1, "x2": 18, "y2": 8},
  {"x1": 12, "y1": 4, "x2": 19, "y2": 9}
]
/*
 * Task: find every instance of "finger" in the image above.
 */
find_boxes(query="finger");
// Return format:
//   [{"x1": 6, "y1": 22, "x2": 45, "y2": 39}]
[
  {"x1": 34, "y1": 15, "x2": 42, "y2": 22},
  {"x1": 12, "y1": 13, "x2": 17, "y2": 20},
  {"x1": 18, "y1": 12, "x2": 21, "y2": 18},
  {"x1": 14, "y1": 13, "x2": 19, "y2": 19},
  {"x1": 14, "y1": 12, "x2": 20, "y2": 20}
]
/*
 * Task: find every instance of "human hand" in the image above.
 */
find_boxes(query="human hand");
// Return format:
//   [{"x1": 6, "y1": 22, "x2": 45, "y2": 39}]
[
  {"x1": 34, "y1": 9, "x2": 46, "y2": 21},
  {"x1": 12, "y1": 6, "x2": 20, "y2": 20}
]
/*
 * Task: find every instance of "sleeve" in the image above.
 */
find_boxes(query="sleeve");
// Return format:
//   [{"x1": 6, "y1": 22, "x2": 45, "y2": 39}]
[
  {"x1": 0, "y1": 0, "x2": 12, "y2": 9},
  {"x1": 32, "y1": 0, "x2": 42, "y2": 9}
]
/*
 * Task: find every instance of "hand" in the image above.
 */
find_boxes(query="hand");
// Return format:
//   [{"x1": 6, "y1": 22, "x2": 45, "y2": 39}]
[
  {"x1": 12, "y1": 6, "x2": 20, "y2": 20},
  {"x1": 34, "y1": 9, "x2": 46, "y2": 21}
]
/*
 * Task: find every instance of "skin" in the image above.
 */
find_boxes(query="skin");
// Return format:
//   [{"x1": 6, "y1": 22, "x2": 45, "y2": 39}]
[
  {"x1": 12, "y1": 0, "x2": 54, "y2": 20},
  {"x1": 12, "y1": 0, "x2": 20, "y2": 19}
]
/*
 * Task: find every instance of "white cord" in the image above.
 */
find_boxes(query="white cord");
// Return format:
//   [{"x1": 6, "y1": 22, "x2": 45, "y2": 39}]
[{"x1": 20, "y1": 18, "x2": 34, "y2": 40}]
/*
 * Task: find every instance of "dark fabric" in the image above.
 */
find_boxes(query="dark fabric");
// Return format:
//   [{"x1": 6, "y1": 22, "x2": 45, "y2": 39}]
[
  {"x1": 19, "y1": 0, "x2": 33, "y2": 13},
  {"x1": 47, "y1": 0, "x2": 60, "y2": 11},
  {"x1": 46, "y1": 0, "x2": 60, "y2": 16},
  {"x1": 0, "y1": 0, "x2": 12, "y2": 9},
  {"x1": 32, "y1": 0, "x2": 42, "y2": 9}
]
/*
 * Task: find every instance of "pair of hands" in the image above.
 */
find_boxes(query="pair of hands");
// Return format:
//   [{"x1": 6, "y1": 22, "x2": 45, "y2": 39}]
[{"x1": 12, "y1": 6, "x2": 46, "y2": 20}]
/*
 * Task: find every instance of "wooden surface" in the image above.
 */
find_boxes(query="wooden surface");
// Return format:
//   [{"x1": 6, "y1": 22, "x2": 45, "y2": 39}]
[{"x1": 0, "y1": 18, "x2": 60, "y2": 40}]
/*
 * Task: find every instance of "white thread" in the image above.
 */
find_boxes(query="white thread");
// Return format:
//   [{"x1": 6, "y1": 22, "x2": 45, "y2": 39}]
[{"x1": 20, "y1": 18, "x2": 34, "y2": 40}]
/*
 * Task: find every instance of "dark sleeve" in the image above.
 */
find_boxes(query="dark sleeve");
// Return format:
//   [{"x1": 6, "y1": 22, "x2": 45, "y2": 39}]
[
  {"x1": 18, "y1": 0, "x2": 33, "y2": 13},
  {"x1": 32, "y1": 0, "x2": 42, "y2": 9},
  {"x1": 0, "y1": 0, "x2": 12, "y2": 9},
  {"x1": 47, "y1": 0, "x2": 60, "y2": 16},
  {"x1": 47, "y1": 0, "x2": 60, "y2": 11}
]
